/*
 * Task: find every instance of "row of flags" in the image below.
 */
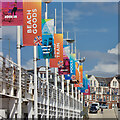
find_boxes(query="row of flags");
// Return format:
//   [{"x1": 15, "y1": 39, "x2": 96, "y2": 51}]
[{"x1": 1, "y1": 1, "x2": 90, "y2": 94}]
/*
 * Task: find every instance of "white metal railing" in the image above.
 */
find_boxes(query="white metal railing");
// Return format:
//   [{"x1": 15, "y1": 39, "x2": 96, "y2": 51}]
[{"x1": 0, "y1": 55, "x2": 83, "y2": 119}]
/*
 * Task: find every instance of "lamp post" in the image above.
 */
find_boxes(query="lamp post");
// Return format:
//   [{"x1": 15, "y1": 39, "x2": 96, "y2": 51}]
[
  {"x1": 78, "y1": 52, "x2": 85, "y2": 114},
  {"x1": 43, "y1": 0, "x2": 52, "y2": 118},
  {"x1": 65, "y1": 32, "x2": 75, "y2": 119}
]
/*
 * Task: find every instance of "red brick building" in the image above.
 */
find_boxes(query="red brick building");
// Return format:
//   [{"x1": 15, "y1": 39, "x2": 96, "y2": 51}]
[{"x1": 83, "y1": 75, "x2": 120, "y2": 109}]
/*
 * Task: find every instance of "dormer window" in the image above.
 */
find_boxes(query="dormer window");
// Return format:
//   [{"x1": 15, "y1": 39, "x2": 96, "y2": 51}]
[{"x1": 113, "y1": 81, "x2": 117, "y2": 87}]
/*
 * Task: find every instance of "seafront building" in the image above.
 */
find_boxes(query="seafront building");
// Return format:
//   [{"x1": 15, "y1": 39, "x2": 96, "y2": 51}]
[{"x1": 84, "y1": 75, "x2": 120, "y2": 109}]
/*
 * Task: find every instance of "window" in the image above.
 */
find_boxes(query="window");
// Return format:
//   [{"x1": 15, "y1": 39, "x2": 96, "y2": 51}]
[
  {"x1": 99, "y1": 95, "x2": 102, "y2": 101},
  {"x1": 93, "y1": 95, "x2": 95, "y2": 100},
  {"x1": 112, "y1": 96, "x2": 114, "y2": 101},
  {"x1": 100, "y1": 82, "x2": 103, "y2": 86},
  {"x1": 92, "y1": 88, "x2": 94, "y2": 92},
  {"x1": 84, "y1": 95, "x2": 87, "y2": 100},
  {"x1": 97, "y1": 95, "x2": 98, "y2": 100},
  {"x1": 107, "y1": 96, "x2": 109, "y2": 101},
  {"x1": 44, "y1": 73, "x2": 46, "y2": 78},
  {"x1": 113, "y1": 81, "x2": 117, "y2": 87},
  {"x1": 90, "y1": 95, "x2": 92, "y2": 100},
  {"x1": 103, "y1": 88, "x2": 106, "y2": 94},
  {"x1": 48, "y1": 74, "x2": 51, "y2": 78},
  {"x1": 40, "y1": 73, "x2": 42, "y2": 78},
  {"x1": 90, "y1": 80, "x2": 92, "y2": 86},
  {"x1": 115, "y1": 96, "x2": 117, "y2": 101},
  {"x1": 94, "y1": 81, "x2": 96, "y2": 87},
  {"x1": 96, "y1": 88, "x2": 98, "y2": 93},
  {"x1": 98, "y1": 87, "x2": 101, "y2": 92},
  {"x1": 103, "y1": 96, "x2": 106, "y2": 101}
]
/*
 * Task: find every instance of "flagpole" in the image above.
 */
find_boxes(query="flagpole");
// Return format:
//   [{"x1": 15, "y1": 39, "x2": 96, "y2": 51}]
[
  {"x1": 75, "y1": 34, "x2": 77, "y2": 101},
  {"x1": 61, "y1": 0, "x2": 65, "y2": 118},
  {"x1": 54, "y1": 8, "x2": 58, "y2": 118},
  {"x1": 17, "y1": 26, "x2": 22, "y2": 118},
  {"x1": 66, "y1": 31, "x2": 70, "y2": 119},
  {"x1": 45, "y1": 2, "x2": 50, "y2": 118},
  {"x1": 78, "y1": 51, "x2": 84, "y2": 118},
  {"x1": 33, "y1": 46, "x2": 38, "y2": 118}
]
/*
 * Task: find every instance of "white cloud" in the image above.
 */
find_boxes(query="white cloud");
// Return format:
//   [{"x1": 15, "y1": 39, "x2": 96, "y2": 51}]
[
  {"x1": 96, "y1": 28, "x2": 108, "y2": 33},
  {"x1": 81, "y1": 43, "x2": 119, "y2": 77},
  {"x1": 64, "y1": 8, "x2": 93, "y2": 24},
  {"x1": 22, "y1": 59, "x2": 33, "y2": 70},
  {"x1": 0, "y1": 52, "x2": 3, "y2": 56},
  {"x1": 107, "y1": 43, "x2": 120, "y2": 55},
  {"x1": 91, "y1": 63, "x2": 118, "y2": 73},
  {"x1": 86, "y1": 62, "x2": 118, "y2": 77}
]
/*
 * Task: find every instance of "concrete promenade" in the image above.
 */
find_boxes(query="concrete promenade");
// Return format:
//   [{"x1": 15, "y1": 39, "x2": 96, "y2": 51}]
[{"x1": 88, "y1": 109, "x2": 117, "y2": 119}]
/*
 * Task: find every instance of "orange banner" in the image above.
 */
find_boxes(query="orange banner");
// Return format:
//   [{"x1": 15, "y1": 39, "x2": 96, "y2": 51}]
[
  {"x1": 79, "y1": 65, "x2": 83, "y2": 84},
  {"x1": 50, "y1": 34, "x2": 63, "y2": 67},
  {"x1": 75, "y1": 62, "x2": 79, "y2": 80},
  {"x1": 23, "y1": 1, "x2": 42, "y2": 46},
  {"x1": 74, "y1": 62, "x2": 83, "y2": 87}
]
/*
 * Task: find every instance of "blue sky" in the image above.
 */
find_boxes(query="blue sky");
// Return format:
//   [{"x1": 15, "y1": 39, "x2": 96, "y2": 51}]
[{"x1": 1, "y1": 2, "x2": 119, "y2": 77}]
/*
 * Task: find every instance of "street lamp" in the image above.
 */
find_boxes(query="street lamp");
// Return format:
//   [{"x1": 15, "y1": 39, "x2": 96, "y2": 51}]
[
  {"x1": 78, "y1": 55, "x2": 86, "y2": 107},
  {"x1": 65, "y1": 33, "x2": 75, "y2": 119},
  {"x1": 42, "y1": 0, "x2": 52, "y2": 118},
  {"x1": 65, "y1": 39, "x2": 75, "y2": 44},
  {"x1": 42, "y1": 0, "x2": 52, "y2": 3},
  {"x1": 78, "y1": 57, "x2": 86, "y2": 63}
]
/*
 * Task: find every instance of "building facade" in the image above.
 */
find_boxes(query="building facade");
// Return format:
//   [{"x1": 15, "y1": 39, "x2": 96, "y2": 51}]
[{"x1": 84, "y1": 75, "x2": 120, "y2": 109}]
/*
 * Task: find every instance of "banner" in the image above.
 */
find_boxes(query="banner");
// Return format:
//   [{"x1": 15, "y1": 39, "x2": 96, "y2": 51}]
[
  {"x1": 38, "y1": 35, "x2": 54, "y2": 59},
  {"x1": 77, "y1": 72, "x2": 89, "y2": 93},
  {"x1": 79, "y1": 64, "x2": 83, "y2": 84},
  {"x1": 23, "y1": 1, "x2": 42, "y2": 46},
  {"x1": 2, "y1": 2, "x2": 23, "y2": 26},
  {"x1": 49, "y1": 34, "x2": 63, "y2": 67},
  {"x1": 37, "y1": 19, "x2": 54, "y2": 59},
  {"x1": 74, "y1": 63, "x2": 83, "y2": 87},
  {"x1": 64, "y1": 54, "x2": 76, "y2": 80},
  {"x1": 83, "y1": 79, "x2": 90, "y2": 95},
  {"x1": 58, "y1": 45, "x2": 70, "y2": 75},
  {"x1": 42, "y1": 19, "x2": 54, "y2": 35}
]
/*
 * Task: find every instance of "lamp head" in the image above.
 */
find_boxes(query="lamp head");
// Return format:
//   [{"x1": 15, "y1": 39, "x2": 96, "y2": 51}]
[
  {"x1": 66, "y1": 39, "x2": 75, "y2": 44},
  {"x1": 78, "y1": 57, "x2": 86, "y2": 63},
  {"x1": 42, "y1": 0, "x2": 52, "y2": 3}
]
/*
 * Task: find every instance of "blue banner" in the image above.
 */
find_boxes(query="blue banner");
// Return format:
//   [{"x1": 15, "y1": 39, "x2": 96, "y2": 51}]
[
  {"x1": 77, "y1": 71, "x2": 88, "y2": 93},
  {"x1": 64, "y1": 54, "x2": 76, "y2": 80},
  {"x1": 38, "y1": 35, "x2": 54, "y2": 59}
]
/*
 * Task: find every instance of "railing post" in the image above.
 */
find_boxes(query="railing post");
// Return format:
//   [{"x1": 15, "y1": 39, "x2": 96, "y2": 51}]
[
  {"x1": 62, "y1": 75, "x2": 64, "y2": 118},
  {"x1": 67, "y1": 80, "x2": 70, "y2": 118},
  {"x1": 11, "y1": 62, "x2": 14, "y2": 96},
  {"x1": 17, "y1": 26, "x2": 22, "y2": 118}
]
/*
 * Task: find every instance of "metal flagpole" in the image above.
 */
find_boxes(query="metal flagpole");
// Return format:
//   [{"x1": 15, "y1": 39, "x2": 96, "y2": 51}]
[
  {"x1": 71, "y1": 39, "x2": 74, "y2": 98},
  {"x1": 54, "y1": 8, "x2": 58, "y2": 118},
  {"x1": 66, "y1": 32, "x2": 70, "y2": 119},
  {"x1": 34, "y1": 46, "x2": 38, "y2": 118},
  {"x1": 45, "y1": 3, "x2": 50, "y2": 118},
  {"x1": 17, "y1": 26, "x2": 22, "y2": 118},
  {"x1": 75, "y1": 34, "x2": 77, "y2": 101},
  {"x1": 61, "y1": 0, "x2": 65, "y2": 118},
  {"x1": 79, "y1": 52, "x2": 83, "y2": 115}
]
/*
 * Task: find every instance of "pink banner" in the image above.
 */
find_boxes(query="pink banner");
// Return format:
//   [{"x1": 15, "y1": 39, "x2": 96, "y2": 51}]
[{"x1": 2, "y1": 2, "x2": 23, "y2": 26}]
